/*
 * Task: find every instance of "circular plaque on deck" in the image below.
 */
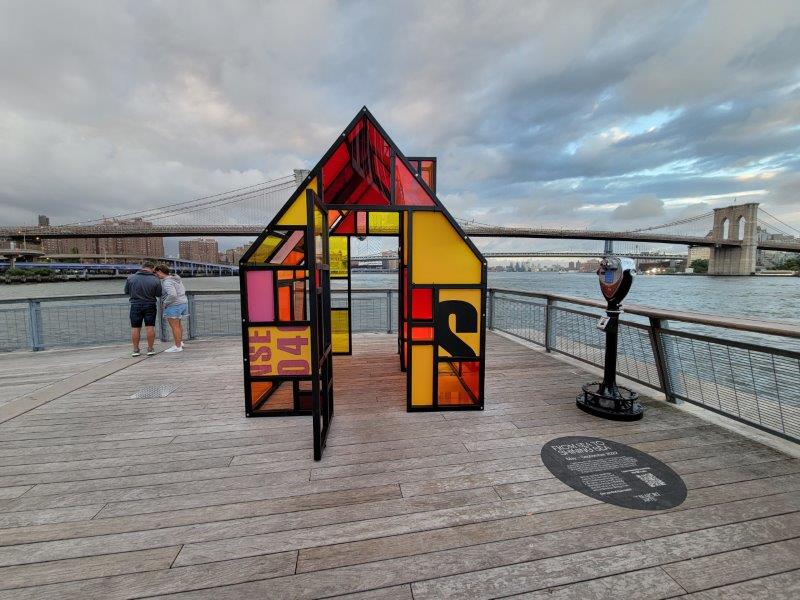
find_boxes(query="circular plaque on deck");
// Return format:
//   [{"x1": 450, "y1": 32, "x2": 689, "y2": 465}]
[{"x1": 541, "y1": 436, "x2": 687, "y2": 510}]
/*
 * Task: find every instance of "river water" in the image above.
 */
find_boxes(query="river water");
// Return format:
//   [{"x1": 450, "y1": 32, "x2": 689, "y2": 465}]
[{"x1": 1, "y1": 272, "x2": 797, "y2": 325}]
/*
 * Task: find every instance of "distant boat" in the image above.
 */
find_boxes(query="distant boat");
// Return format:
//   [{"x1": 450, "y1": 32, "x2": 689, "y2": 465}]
[{"x1": 756, "y1": 270, "x2": 796, "y2": 277}]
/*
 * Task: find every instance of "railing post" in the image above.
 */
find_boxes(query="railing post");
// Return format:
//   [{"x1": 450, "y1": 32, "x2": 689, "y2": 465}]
[
  {"x1": 488, "y1": 289, "x2": 495, "y2": 330},
  {"x1": 27, "y1": 299, "x2": 44, "y2": 351},
  {"x1": 187, "y1": 292, "x2": 198, "y2": 340},
  {"x1": 386, "y1": 290, "x2": 393, "y2": 333},
  {"x1": 544, "y1": 297, "x2": 554, "y2": 352},
  {"x1": 648, "y1": 317, "x2": 679, "y2": 404},
  {"x1": 156, "y1": 300, "x2": 168, "y2": 343}
]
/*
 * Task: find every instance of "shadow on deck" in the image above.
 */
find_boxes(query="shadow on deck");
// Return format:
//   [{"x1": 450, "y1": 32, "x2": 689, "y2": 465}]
[{"x1": 0, "y1": 333, "x2": 798, "y2": 598}]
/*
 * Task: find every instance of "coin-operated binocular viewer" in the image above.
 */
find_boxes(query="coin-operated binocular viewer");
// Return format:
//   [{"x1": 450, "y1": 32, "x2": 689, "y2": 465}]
[{"x1": 576, "y1": 256, "x2": 643, "y2": 420}]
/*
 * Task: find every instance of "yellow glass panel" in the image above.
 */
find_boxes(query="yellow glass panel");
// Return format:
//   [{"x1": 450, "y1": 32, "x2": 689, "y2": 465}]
[
  {"x1": 437, "y1": 289, "x2": 481, "y2": 357},
  {"x1": 410, "y1": 344, "x2": 433, "y2": 406},
  {"x1": 368, "y1": 211, "x2": 399, "y2": 234},
  {"x1": 330, "y1": 236, "x2": 349, "y2": 278},
  {"x1": 247, "y1": 325, "x2": 312, "y2": 377},
  {"x1": 246, "y1": 234, "x2": 282, "y2": 264},
  {"x1": 332, "y1": 309, "x2": 350, "y2": 353},
  {"x1": 277, "y1": 177, "x2": 318, "y2": 226},
  {"x1": 411, "y1": 212, "x2": 481, "y2": 284},
  {"x1": 314, "y1": 206, "x2": 324, "y2": 235}
]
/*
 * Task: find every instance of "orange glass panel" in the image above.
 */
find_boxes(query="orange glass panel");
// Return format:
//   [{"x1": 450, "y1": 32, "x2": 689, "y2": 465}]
[
  {"x1": 437, "y1": 361, "x2": 479, "y2": 406},
  {"x1": 250, "y1": 381, "x2": 274, "y2": 404},
  {"x1": 283, "y1": 250, "x2": 305, "y2": 266},
  {"x1": 420, "y1": 159, "x2": 435, "y2": 191},
  {"x1": 327, "y1": 209, "x2": 341, "y2": 227},
  {"x1": 278, "y1": 286, "x2": 291, "y2": 321}
]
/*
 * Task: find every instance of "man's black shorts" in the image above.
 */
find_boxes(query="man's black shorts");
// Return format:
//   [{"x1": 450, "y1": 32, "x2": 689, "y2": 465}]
[{"x1": 130, "y1": 303, "x2": 157, "y2": 328}]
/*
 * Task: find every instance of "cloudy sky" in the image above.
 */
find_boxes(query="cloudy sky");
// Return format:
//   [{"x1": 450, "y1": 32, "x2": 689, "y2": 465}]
[{"x1": 1, "y1": 0, "x2": 798, "y2": 252}]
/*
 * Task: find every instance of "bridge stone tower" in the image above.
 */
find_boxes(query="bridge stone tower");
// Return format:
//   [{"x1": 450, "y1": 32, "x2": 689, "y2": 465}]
[{"x1": 708, "y1": 202, "x2": 759, "y2": 276}]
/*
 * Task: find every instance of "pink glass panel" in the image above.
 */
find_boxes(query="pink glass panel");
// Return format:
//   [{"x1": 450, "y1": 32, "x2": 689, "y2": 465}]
[
  {"x1": 246, "y1": 270, "x2": 275, "y2": 322},
  {"x1": 271, "y1": 230, "x2": 304, "y2": 264}
]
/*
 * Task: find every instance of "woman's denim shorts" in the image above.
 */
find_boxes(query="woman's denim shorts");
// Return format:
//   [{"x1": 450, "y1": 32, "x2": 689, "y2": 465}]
[{"x1": 164, "y1": 303, "x2": 189, "y2": 319}]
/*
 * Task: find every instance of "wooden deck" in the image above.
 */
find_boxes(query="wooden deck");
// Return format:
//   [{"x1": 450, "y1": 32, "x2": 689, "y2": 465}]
[{"x1": 0, "y1": 333, "x2": 798, "y2": 599}]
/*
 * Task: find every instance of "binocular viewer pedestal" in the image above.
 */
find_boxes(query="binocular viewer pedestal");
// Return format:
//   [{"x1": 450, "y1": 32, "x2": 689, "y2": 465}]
[
  {"x1": 577, "y1": 382, "x2": 643, "y2": 421},
  {"x1": 577, "y1": 256, "x2": 644, "y2": 421}
]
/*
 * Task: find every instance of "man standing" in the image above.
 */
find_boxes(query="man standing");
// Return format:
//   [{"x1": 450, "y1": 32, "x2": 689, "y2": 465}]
[{"x1": 124, "y1": 261, "x2": 162, "y2": 357}]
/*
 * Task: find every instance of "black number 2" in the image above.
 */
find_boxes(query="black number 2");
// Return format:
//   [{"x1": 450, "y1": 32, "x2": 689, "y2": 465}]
[{"x1": 437, "y1": 300, "x2": 478, "y2": 358}]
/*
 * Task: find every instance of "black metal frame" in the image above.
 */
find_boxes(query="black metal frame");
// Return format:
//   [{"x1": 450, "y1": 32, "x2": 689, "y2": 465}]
[{"x1": 239, "y1": 106, "x2": 486, "y2": 461}]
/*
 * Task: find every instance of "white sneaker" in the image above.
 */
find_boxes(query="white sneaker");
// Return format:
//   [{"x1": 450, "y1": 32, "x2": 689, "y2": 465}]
[{"x1": 165, "y1": 345, "x2": 183, "y2": 353}]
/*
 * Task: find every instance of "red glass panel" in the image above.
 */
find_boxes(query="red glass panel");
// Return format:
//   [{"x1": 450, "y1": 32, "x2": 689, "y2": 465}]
[
  {"x1": 395, "y1": 157, "x2": 435, "y2": 206},
  {"x1": 322, "y1": 141, "x2": 350, "y2": 191},
  {"x1": 402, "y1": 268, "x2": 408, "y2": 319},
  {"x1": 332, "y1": 211, "x2": 356, "y2": 235},
  {"x1": 320, "y1": 116, "x2": 391, "y2": 206},
  {"x1": 411, "y1": 327, "x2": 434, "y2": 341},
  {"x1": 411, "y1": 288, "x2": 433, "y2": 320},
  {"x1": 356, "y1": 212, "x2": 367, "y2": 235}
]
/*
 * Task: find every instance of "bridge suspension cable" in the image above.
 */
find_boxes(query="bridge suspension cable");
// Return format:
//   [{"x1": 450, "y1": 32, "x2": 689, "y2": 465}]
[
  {"x1": 758, "y1": 208, "x2": 800, "y2": 237},
  {"x1": 628, "y1": 211, "x2": 714, "y2": 233},
  {"x1": 64, "y1": 174, "x2": 296, "y2": 226}
]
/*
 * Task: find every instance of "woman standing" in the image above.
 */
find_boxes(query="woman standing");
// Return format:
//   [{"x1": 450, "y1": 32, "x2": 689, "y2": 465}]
[{"x1": 154, "y1": 264, "x2": 188, "y2": 353}]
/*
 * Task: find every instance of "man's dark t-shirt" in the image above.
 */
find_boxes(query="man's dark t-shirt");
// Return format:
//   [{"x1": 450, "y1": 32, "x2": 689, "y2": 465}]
[{"x1": 124, "y1": 270, "x2": 162, "y2": 305}]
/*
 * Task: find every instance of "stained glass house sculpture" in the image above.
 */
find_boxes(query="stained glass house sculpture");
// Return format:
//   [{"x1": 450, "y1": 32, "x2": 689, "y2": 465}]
[{"x1": 239, "y1": 108, "x2": 486, "y2": 459}]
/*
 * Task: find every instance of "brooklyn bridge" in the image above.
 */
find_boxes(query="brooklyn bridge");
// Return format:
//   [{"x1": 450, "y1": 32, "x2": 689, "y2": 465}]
[{"x1": 2, "y1": 172, "x2": 798, "y2": 275}]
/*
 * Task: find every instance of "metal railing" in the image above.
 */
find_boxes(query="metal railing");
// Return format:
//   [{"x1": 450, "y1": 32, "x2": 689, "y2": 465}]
[
  {"x1": 489, "y1": 288, "x2": 800, "y2": 443},
  {"x1": 0, "y1": 289, "x2": 399, "y2": 352},
  {"x1": 2, "y1": 287, "x2": 798, "y2": 443}
]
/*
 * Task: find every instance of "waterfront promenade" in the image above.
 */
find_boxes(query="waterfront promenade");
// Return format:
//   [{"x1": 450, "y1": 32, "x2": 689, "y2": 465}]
[{"x1": 0, "y1": 333, "x2": 798, "y2": 598}]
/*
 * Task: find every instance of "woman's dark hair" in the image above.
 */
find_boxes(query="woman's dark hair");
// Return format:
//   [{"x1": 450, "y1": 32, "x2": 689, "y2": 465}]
[{"x1": 154, "y1": 264, "x2": 171, "y2": 275}]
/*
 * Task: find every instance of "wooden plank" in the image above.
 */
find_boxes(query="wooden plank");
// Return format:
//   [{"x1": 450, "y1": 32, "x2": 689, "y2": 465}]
[
  {"x1": 296, "y1": 481, "x2": 800, "y2": 574},
  {"x1": 678, "y1": 569, "x2": 800, "y2": 599},
  {"x1": 0, "y1": 546, "x2": 179, "y2": 590},
  {"x1": 119, "y1": 513, "x2": 800, "y2": 600},
  {"x1": 0, "y1": 551, "x2": 298, "y2": 600},
  {"x1": 0, "y1": 487, "x2": 498, "y2": 567},
  {"x1": 0, "y1": 332, "x2": 796, "y2": 599},
  {"x1": 0, "y1": 504, "x2": 103, "y2": 529},
  {"x1": 329, "y1": 585, "x2": 414, "y2": 600},
  {"x1": 409, "y1": 514, "x2": 800, "y2": 599},
  {"x1": 0, "y1": 485, "x2": 401, "y2": 548},
  {"x1": 0, "y1": 485, "x2": 31, "y2": 499},
  {"x1": 502, "y1": 567, "x2": 685, "y2": 600},
  {"x1": 663, "y1": 537, "x2": 800, "y2": 593},
  {"x1": 0, "y1": 355, "x2": 147, "y2": 425}
]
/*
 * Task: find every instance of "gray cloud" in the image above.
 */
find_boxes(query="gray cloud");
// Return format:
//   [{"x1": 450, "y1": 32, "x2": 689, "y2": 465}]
[
  {"x1": 0, "y1": 0, "x2": 798, "y2": 246},
  {"x1": 613, "y1": 196, "x2": 665, "y2": 221}
]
